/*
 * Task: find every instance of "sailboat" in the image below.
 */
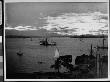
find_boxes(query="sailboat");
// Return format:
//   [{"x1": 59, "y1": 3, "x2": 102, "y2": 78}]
[
  {"x1": 54, "y1": 47, "x2": 60, "y2": 58},
  {"x1": 53, "y1": 47, "x2": 60, "y2": 73}
]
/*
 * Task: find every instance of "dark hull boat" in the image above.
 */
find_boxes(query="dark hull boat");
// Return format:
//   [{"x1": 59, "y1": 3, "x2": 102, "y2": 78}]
[
  {"x1": 40, "y1": 38, "x2": 56, "y2": 46},
  {"x1": 17, "y1": 51, "x2": 23, "y2": 56}
]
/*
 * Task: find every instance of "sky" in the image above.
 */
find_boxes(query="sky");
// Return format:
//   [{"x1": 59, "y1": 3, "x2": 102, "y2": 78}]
[{"x1": 5, "y1": 2, "x2": 108, "y2": 35}]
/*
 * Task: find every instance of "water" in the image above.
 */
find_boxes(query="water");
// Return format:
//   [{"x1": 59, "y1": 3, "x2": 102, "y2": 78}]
[{"x1": 5, "y1": 37, "x2": 108, "y2": 73}]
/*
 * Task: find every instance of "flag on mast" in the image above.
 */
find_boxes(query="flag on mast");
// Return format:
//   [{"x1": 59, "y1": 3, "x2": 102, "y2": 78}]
[{"x1": 54, "y1": 47, "x2": 60, "y2": 58}]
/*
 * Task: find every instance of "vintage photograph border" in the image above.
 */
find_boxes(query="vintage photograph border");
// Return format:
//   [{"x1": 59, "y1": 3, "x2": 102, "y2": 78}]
[{"x1": 3, "y1": 0, "x2": 110, "y2": 81}]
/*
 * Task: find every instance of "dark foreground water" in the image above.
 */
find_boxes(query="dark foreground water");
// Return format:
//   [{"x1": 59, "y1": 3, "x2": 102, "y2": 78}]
[{"x1": 6, "y1": 37, "x2": 108, "y2": 74}]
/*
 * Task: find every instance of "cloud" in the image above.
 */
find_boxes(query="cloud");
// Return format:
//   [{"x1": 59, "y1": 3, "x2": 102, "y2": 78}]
[
  {"x1": 41, "y1": 12, "x2": 108, "y2": 35},
  {"x1": 5, "y1": 11, "x2": 108, "y2": 35},
  {"x1": 5, "y1": 25, "x2": 37, "y2": 31}
]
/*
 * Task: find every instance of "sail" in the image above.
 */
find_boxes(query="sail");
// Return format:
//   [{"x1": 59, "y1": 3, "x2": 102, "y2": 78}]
[{"x1": 54, "y1": 48, "x2": 60, "y2": 58}]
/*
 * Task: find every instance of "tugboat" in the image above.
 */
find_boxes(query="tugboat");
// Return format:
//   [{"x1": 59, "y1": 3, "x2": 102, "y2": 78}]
[{"x1": 39, "y1": 38, "x2": 56, "y2": 46}]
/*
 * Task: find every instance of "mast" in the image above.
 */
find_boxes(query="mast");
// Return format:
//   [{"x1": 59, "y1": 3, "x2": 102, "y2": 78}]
[
  {"x1": 30, "y1": 38, "x2": 32, "y2": 41},
  {"x1": 45, "y1": 38, "x2": 48, "y2": 43},
  {"x1": 102, "y1": 37, "x2": 105, "y2": 49},
  {"x1": 90, "y1": 44, "x2": 93, "y2": 56},
  {"x1": 96, "y1": 45, "x2": 100, "y2": 78}
]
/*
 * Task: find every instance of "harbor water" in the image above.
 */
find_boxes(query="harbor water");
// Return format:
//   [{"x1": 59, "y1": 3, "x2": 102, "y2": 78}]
[{"x1": 5, "y1": 37, "x2": 108, "y2": 74}]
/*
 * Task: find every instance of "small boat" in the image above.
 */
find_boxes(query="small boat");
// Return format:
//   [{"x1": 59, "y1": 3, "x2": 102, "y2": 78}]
[
  {"x1": 37, "y1": 61, "x2": 45, "y2": 64},
  {"x1": 17, "y1": 50, "x2": 23, "y2": 56}
]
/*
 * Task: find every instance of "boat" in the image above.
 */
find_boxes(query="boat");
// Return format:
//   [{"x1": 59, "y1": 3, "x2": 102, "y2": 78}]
[
  {"x1": 17, "y1": 50, "x2": 23, "y2": 56},
  {"x1": 39, "y1": 38, "x2": 56, "y2": 46}
]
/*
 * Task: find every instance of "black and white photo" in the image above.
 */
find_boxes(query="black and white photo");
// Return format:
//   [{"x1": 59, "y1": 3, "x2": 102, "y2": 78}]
[{"x1": 4, "y1": 0, "x2": 109, "y2": 81}]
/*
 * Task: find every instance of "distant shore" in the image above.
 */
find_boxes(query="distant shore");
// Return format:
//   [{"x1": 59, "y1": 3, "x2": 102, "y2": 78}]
[{"x1": 5, "y1": 35, "x2": 108, "y2": 38}]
